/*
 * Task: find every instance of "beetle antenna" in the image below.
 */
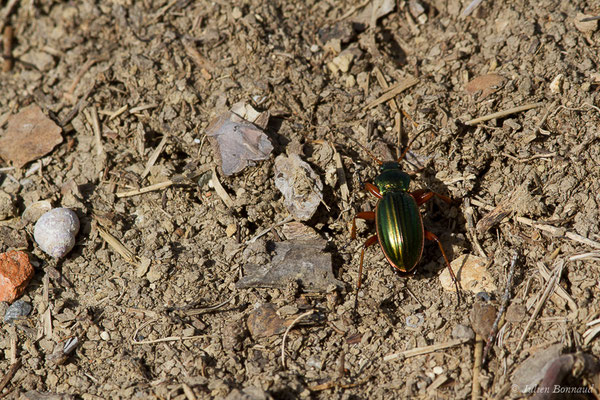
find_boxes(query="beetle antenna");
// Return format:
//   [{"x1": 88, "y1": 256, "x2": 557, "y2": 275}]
[
  {"x1": 338, "y1": 129, "x2": 383, "y2": 165},
  {"x1": 397, "y1": 127, "x2": 434, "y2": 163}
]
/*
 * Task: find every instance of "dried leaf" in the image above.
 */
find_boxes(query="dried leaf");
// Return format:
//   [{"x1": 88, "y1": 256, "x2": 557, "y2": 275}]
[
  {"x1": 237, "y1": 239, "x2": 342, "y2": 292},
  {"x1": 207, "y1": 111, "x2": 273, "y2": 176},
  {"x1": 274, "y1": 154, "x2": 323, "y2": 221}
]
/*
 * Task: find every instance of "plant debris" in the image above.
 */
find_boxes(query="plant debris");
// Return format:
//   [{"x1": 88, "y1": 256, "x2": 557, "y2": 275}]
[
  {"x1": 206, "y1": 110, "x2": 273, "y2": 176},
  {"x1": 274, "y1": 153, "x2": 323, "y2": 221},
  {"x1": 237, "y1": 238, "x2": 342, "y2": 292}
]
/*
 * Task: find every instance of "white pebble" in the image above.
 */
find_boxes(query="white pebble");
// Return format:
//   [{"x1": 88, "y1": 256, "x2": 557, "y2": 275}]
[
  {"x1": 100, "y1": 331, "x2": 111, "y2": 341},
  {"x1": 34, "y1": 208, "x2": 80, "y2": 258}
]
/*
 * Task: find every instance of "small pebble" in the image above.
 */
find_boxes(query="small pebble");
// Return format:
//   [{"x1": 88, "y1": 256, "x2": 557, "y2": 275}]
[
  {"x1": 100, "y1": 331, "x2": 111, "y2": 341},
  {"x1": 34, "y1": 208, "x2": 80, "y2": 258},
  {"x1": 433, "y1": 366, "x2": 444, "y2": 375},
  {"x1": 4, "y1": 299, "x2": 33, "y2": 324},
  {"x1": 452, "y1": 324, "x2": 475, "y2": 340},
  {"x1": 506, "y1": 303, "x2": 527, "y2": 323}
]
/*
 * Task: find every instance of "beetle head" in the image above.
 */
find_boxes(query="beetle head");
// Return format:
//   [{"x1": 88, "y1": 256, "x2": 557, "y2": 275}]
[{"x1": 375, "y1": 162, "x2": 411, "y2": 194}]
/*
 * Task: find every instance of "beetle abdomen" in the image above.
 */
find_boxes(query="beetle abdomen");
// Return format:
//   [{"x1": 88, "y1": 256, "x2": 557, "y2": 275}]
[{"x1": 375, "y1": 192, "x2": 424, "y2": 272}]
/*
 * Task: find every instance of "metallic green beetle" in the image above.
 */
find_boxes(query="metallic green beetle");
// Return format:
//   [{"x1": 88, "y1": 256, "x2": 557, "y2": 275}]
[{"x1": 352, "y1": 157, "x2": 461, "y2": 302}]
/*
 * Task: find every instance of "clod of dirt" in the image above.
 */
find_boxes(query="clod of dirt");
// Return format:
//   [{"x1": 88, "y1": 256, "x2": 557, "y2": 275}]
[
  {"x1": 274, "y1": 154, "x2": 323, "y2": 221},
  {"x1": 452, "y1": 324, "x2": 475, "y2": 340},
  {"x1": 465, "y1": 73, "x2": 506, "y2": 100},
  {"x1": 317, "y1": 21, "x2": 356, "y2": 48},
  {"x1": 225, "y1": 386, "x2": 273, "y2": 400},
  {"x1": 0, "y1": 105, "x2": 63, "y2": 168},
  {"x1": 574, "y1": 13, "x2": 598, "y2": 34},
  {"x1": 511, "y1": 343, "x2": 563, "y2": 394},
  {"x1": 281, "y1": 221, "x2": 320, "y2": 240},
  {"x1": 505, "y1": 302, "x2": 527, "y2": 323},
  {"x1": 34, "y1": 208, "x2": 80, "y2": 258},
  {"x1": 22, "y1": 391, "x2": 76, "y2": 400},
  {"x1": 206, "y1": 111, "x2": 273, "y2": 176},
  {"x1": 236, "y1": 239, "x2": 342, "y2": 292},
  {"x1": 440, "y1": 254, "x2": 496, "y2": 293},
  {"x1": 470, "y1": 301, "x2": 497, "y2": 338},
  {"x1": 0, "y1": 226, "x2": 28, "y2": 252},
  {"x1": 0, "y1": 191, "x2": 17, "y2": 220}
]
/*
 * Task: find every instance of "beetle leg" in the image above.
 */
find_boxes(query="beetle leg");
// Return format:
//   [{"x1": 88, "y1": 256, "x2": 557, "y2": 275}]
[
  {"x1": 351, "y1": 211, "x2": 375, "y2": 238},
  {"x1": 357, "y1": 235, "x2": 378, "y2": 289},
  {"x1": 411, "y1": 189, "x2": 453, "y2": 206},
  {"x1": 365, "y1": 182, "x2": 383, "y2": 199},
  {"x1": 354, "y1": 235, "x2": 378, "y2": 312},
  {"x1": 424, "y1": 230, "x2": 462, "y2": 304}
]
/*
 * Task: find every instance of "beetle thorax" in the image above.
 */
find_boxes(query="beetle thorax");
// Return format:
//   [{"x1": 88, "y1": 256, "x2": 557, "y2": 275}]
[{"x1": 375, "y1": 162, "x2": 411, "y2": 195}]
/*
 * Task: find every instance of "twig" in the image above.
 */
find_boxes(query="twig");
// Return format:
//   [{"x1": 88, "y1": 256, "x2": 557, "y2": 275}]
[
  {"x1": 171, "y1": 295, "x2": 235, "y2": 316},
  {"x1": 482, "y1": 251, "x2": 518, "y2": 364},
  {"x1": 211, "y1": 167, "x2": 234, "y2": 208},
  {"x1": 332, "y1": 144, "x2": 349, "y2": 205},
  {"x1": 245, "y1": 216, "x2": 293, "y2": 244},
  {"x1": 116, "y1": 180, "x2": 174, "y2": 198},
  {"x1": 64, "y1": 56, "x2": 109, "y2": 100},
  {"x1": 95, "y1": 224, "x2": 138, "y2": 265},
  {"x1": 85, "y1": 106, "x2": 104, "y2": 157},
  {"x1": 538, "y1": 262, "x2": 577, "y2": 314},
  {"x1": 583, "y1": 318, "x2": 600, "y2": 346},
  {"x1": 0, "y1": 359, "x2": 21, "y2": 394},
  {"x1": 364, "y1": 77, "x2": 419, "y2": 110},
  {"x1": 472, "y1": 334, "x2": 483, "y2": 400},
  {"x1": 515, "y1": 260, "x2": 564, "y2": 352},
  {"x1": 281, "y1": 310, "x2": 315, "y2": 368},
  {"x1": 129, "y1": 104, "x2": 158, "y2": 114},
  {"x1": 463, "y1": 198, "x2": 487, "y2": 258},
  {"x1": 470, "y1": 198, "x2": 600, "y2": 250},
  {"x1": 524, "y1": 100, "x2": 558, "y2": 143},
  {"x1": 59, "y1": 84, "x2": 96, "y2": 127},
  {"x1": 0, "y1": 0, "x2": 18, "y2": 35},
  {"x1": 464, "y1": 102, "x2": 544, "y2": 126},
  {"x1": 384, "y1": 338, "x2": 470, "y2": 362},
  {"x1": 141, "y1": 134, "x2": 169, "y2": 179},
  {"x1": 182, "y1": 38, "x2": 213, "y2": 72},
  {"x1": 2, "y1": 25, "x2": 13, "y2": 72},
  {"x1": 131, "y1": 319, "x2": 207, "y2": 345},
  {"x1": 461, "y1": 0, "x2": 485, "y2": 17},
  {"x1": 373, "y1": 67, "x2": 401, "y2": 114}
]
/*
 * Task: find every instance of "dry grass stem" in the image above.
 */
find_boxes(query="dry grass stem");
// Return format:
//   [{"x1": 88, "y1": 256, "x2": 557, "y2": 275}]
[
  {"x1": 384, "y1": 338, "x2": 470, "y2": 362},
  {"x1": 464, "y1": 102, "x2": 543, "y2": 126},
  {"x1": 281, "y1": 310, "x2": 315, "y2": 368},
  {"x1": 515, "y1": 260, "x2": 564, "y2": 352}
]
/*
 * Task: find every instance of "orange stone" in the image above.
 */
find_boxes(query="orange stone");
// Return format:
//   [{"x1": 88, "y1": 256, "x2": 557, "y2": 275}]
[{"x1": 0, "y1": 251, "x2": 34, "y2": 303}]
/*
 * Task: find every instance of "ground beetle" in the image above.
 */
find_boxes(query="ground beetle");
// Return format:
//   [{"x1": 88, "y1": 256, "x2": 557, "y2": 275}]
[{"x1": 351, "y1": 134, "x2": 461, "y2": 305}]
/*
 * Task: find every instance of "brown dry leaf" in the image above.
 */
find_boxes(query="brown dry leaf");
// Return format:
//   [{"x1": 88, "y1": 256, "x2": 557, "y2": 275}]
[
  {"x1": 465, "y1": 73, "x2": 506, "y2": 100},
  {"x1": 0, "y1": 105, "x2": 63, "y2": 168},
  {"x1": 247, "y1": 303, "x2": 288, "y2": 338}
]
